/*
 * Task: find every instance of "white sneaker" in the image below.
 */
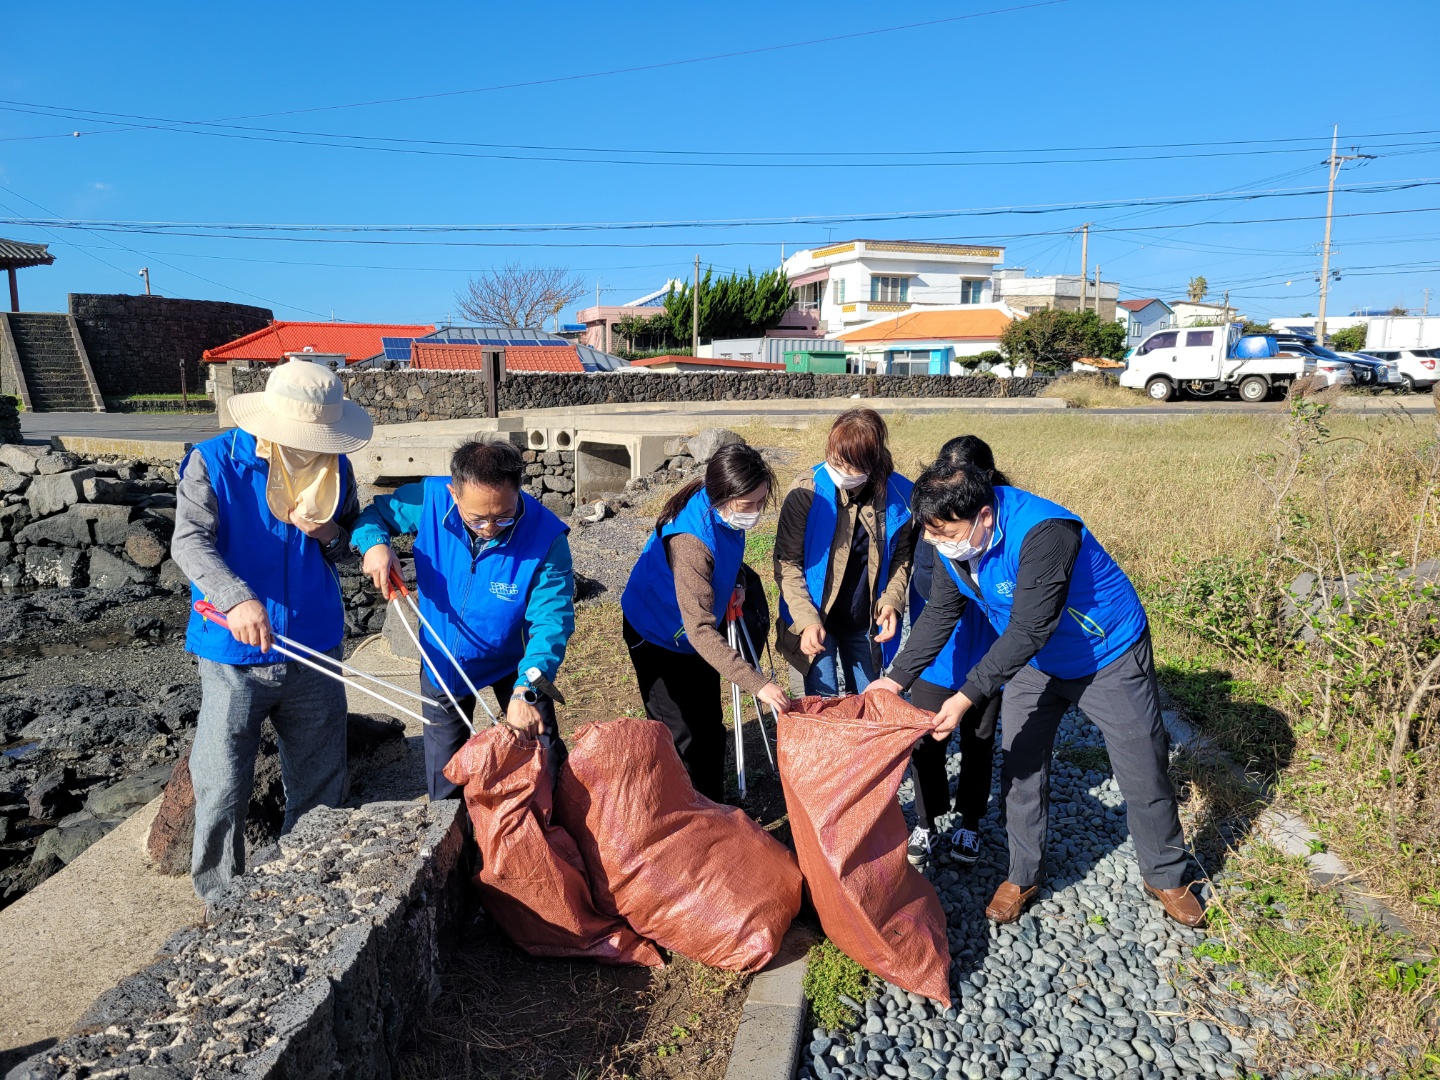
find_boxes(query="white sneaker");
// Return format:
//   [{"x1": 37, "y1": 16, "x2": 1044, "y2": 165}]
[{"x1": 906, "y1": 825, "x2": 933, "y2": 867}]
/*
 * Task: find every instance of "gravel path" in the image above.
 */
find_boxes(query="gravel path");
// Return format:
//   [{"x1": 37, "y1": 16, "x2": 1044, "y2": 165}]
[{"x1": 801, "y1": 707, "x2": 1303, "y2": 1080}]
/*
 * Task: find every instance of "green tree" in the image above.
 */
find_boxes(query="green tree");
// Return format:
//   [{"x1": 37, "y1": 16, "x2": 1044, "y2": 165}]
[
  {"x1": 1000, "y1": 309, "x2": 1127, "y2": 372},
  {"x1": 1330, "y1": 324, "x2": 1367, "y2": 352},
  {"x1": 1241, "y1": 320, "x2": 1273, "y2": 336},
  {"x1": 663, "y1": 267, "x2": 792, "y2": 345},
  {"x1": 1187, "y1": 276, "x2": 1209, "y2": 303}
]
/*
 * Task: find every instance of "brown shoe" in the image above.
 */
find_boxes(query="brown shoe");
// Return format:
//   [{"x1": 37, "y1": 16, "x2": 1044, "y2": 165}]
[
  {"x1": 1144, "y1": 883, "x2": 1206, "y2": 928},
  {"x1": 985, "y1": 881, "x2": 1039, "y2": 924}
]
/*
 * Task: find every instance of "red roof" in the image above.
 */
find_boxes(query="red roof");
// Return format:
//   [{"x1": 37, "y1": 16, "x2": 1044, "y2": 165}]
[
  {"x1": 1117, "y1": 298, "x2": 1163, "y2": 312},
  {"x1": 411, "y1": 341, "x2": 585, "y2": 373},
  {"x1": 202, "y1": 321, "x2": 435, "y2": 364},
  {"x1": 629, "y1": 355, "x2": 784, "y2": 371}
]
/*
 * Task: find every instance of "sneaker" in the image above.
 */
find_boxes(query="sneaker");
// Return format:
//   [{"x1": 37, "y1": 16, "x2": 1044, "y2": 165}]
[
  {"x1": 906, "y1": 825, "x2": 934, "y2": 867},
  {"x1": 950, "y1": 825, "x2": 982, "y2": 865}
]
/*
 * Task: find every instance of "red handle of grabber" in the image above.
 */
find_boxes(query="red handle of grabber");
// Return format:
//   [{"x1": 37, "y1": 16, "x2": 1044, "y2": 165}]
[
  {"x1": 387, "y1": 564, "x2": 411, "y2": 600},
  {"x1": 725, "y1": 589, "x2": 744, "y2": 623},
  {"x1": 195, "y1": 600, "x2": 229, "y2": 627}
]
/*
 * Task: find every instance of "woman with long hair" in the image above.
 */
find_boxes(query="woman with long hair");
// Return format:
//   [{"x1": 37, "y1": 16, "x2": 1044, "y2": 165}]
[
  {"x1": 621, "y1": 442, "x2": 791, "y2": 802},
  {"x1": 773, "y1": 408, "x2": 917, "y2": 696},
  {"x1": 874, "y1": 435, "x2": 1009, "y2": 868}
]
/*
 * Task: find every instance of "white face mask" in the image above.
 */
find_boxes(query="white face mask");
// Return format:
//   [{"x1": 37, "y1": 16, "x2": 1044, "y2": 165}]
[
  {"x1": 720, "y1": 508, "x2": 762, "y2": 531},
  {"x1": 823, "y1": 462, "x2": 868, "y2": 491},
  {"x1": 930, "y1": 520, "x2": 985, "y2": 562}
]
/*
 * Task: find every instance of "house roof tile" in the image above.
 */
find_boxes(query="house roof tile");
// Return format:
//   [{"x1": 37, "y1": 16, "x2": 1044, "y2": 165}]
[
  {"x1": 837, "y1": 308, "x2": 1012, "y2": 343},
  {"x1": 203, "y1": 321, "x2": 435, "y2": 363},
  {"x1": 410, "y1": 342, "x2": 585, "y2": 373}
]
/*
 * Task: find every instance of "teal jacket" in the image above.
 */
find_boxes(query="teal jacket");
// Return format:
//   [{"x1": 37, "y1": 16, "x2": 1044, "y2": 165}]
[{"x1": 352, "y1": 483, "x2": 574, "y2": 690}]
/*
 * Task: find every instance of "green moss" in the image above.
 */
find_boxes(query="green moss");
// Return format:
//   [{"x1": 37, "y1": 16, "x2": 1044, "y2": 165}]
[{"x1": 802, "y1": 939, "x2": 874, "y2": 1029}]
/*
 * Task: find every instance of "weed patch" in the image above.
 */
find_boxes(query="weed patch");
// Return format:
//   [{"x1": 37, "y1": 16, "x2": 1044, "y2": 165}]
[{"x1": 802, "y1": 940, "x2": 875, "y2": 1029}]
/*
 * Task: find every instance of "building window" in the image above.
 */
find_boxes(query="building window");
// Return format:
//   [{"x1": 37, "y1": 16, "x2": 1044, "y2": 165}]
[
  {"x1": 960, "y1": 279, "x2": 985, "y2": 304},
  {"x1": 890, "y1": 349, "x2": 933, "y2": 376},
  {"x1": 871, "y1": 276, "x2": 909, "y2": 303},
  {"x1": 832, "y1": 279, "x2": 846, "y2": 304}
]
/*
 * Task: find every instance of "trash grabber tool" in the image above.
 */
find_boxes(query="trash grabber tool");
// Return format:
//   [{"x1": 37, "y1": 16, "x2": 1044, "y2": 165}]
[
  {"x1": 193, "y1": 601, "x2": 435, "y2": 727},
  {"x1": 385, "y1": 566, "x2": 494, "y2": 729},
  {"x1": 734, "y1": 610, "x2": 778, "y2": 768},
  {"x1": 725, "y1": 615, "x2": 747, "y2": 799}
]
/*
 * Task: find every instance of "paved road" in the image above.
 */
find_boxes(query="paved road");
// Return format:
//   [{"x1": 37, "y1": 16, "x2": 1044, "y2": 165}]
[
  {"x1": 19, "y1": 412, "x2": 220, "y2": 444},
  {"x1": 16, "y1": 393, "x2": 1431, "y2": 446}
]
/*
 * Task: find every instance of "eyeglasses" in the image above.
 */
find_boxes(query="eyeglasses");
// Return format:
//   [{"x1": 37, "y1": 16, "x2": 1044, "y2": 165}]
[{"x1": 460, "y1": 512, "x2": 518, "y2": 531}]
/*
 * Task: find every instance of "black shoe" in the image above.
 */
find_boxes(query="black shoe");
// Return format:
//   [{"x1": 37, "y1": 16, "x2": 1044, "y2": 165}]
[
  {"x1": 950, "y1": 824, "x2": 982, "y2": 865},
  {"x1": 906, "y1": 825, "x2": 934, "y2": 868}
]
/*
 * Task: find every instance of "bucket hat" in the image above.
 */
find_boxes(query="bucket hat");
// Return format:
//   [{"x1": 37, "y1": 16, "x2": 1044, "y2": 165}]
[{"x1": 228, "y1": 359, "x2": 373, "y2": 453}]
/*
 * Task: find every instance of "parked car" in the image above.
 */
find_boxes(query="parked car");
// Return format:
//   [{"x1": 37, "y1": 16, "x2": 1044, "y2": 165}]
[
  {"x1": 1338, "y1": 351, "x2": 1403, "y2": 390},
  {"x1": 1308, "y1": 355, "x2": 1356, "y2": 389},
  {"x1": 1271, "y1": 333, "x2": 1387, "y2": 390},
  {"x1": 1358, "y1": 347, "x2": 1439, "y2": 392}
]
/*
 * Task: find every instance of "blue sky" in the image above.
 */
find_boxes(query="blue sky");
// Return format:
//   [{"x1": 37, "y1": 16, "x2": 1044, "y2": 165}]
[{"x1": 2, "y1": 0, "x2": 1438, "y2": 326}]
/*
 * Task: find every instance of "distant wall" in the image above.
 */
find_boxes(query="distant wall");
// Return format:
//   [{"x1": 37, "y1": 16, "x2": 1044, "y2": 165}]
[
  {"x1": 70, "y1": 294, "x2": 272, "y2": 397},
  {"x1": 230, "y1": 366, "x2": 1052, "y2": 425}
]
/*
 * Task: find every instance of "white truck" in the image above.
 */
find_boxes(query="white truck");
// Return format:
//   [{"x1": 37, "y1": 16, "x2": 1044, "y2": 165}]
[
  {"x1": 1118, "y1": 325, "x2": 1312, "y2": 403},
  {"x1": 1363, "y1": 315, "x2": 1440, "y2": 350}
]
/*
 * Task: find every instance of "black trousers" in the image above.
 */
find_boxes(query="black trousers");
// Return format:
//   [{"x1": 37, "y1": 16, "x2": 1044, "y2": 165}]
[
  {"x1": 623, "y1": 615, "x2": 726, "y2": 803},
  {"x1": 421, "y1": 669, "x2": 562, "y2": 802},
  {"x1": 907, "y1": 678, "x2": 1000, "y2": 831}
]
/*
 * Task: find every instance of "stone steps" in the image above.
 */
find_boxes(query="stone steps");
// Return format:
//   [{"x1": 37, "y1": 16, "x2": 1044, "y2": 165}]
[{"x1": 6, "y1": 313, "x2": 100, "y2": 413}]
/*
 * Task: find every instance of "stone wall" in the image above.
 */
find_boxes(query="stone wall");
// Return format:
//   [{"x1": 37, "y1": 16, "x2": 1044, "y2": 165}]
[
  {"x1": 231, "y1": 367, "x2": 1052, "y2": 425},
  {"x1": 70, "y1": 294, "x2": 272, "y2": 398},
  {"x1": 0, "y1": 396, "x2": 19, "y2": 444},
  {"x1": 10, "y1": 801, "x2": 467, "y2": 1080}
]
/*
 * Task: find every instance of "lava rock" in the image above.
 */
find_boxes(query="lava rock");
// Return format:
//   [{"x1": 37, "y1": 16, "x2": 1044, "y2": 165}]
[
  {"x1": 76, "y1": 503, "x2": 135, "y2": 546},
  {"x1": 156, "y1": 558, "x2": 189, "y2": 592},
  {"x1": 81, "y1": 476, "x2": 130, "y2": 504},
  {"x1": 0, "y1": 502, "x2": 31, "y2": 540},
  {"x1": 87, "y1": 766, "x2": 174, "y2": 818},
  {"x1": 28, "y1": 766, "x2": 81, "y2": 820},
  {"x1": 124, "y1": 518, "x2": 169, "y2": 568},
  {"x1": 34, "y1": 452, "x2": 82, "y2": 476},
  {"x1": 0, "y1": 465, "x2": 29, "y2": 495},
  {"x1": 686, "y1": 428, "x2": 744, "y2": 463},
  {"x1": 33, "y1": 818, "x2": 121, "y2": 865},
  {"x1": 91, "y1": 548, "x2": 156, "y2": 590},
  {"x1": 26, "y1": 468, "x2": 95, "y2": 517},
  {"x1": 0, "y1": 444, "x2": 46, "y2": 476}
]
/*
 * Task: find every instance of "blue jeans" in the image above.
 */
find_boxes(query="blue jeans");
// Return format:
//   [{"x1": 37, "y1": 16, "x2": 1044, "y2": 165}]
[
  {"x1": 190, "y1": 651, "x2": 348, "y2": 903},
  {"x1": 803, "y1": 628, "x2": 879, "y2": 697}
]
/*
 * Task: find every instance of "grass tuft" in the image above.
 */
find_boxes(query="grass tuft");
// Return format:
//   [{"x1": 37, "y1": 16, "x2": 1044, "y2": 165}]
[{"x1": 802, "y1": 939, "x2": 875, "y2": 1029}]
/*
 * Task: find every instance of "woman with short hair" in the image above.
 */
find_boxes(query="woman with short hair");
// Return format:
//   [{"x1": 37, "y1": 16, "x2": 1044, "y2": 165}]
[
  {"x1": 773, "y1": 408, "x2": 916, "y2": 696},
  {"x1": 621, "y1": 442, "x2": 791, "y2": 802}
]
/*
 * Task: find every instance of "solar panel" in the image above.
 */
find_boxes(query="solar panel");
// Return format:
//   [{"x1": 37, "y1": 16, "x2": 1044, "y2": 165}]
[{"x1": 380, "y1": 337, "x2": 416, "y2": 361}]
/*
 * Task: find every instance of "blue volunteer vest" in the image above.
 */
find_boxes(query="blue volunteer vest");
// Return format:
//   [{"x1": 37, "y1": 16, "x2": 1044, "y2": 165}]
[
  {"x1": 778, "y1": 464, "x2": 913, "y2": 666},
  {"x1": 909, "y1": 563, "x2": 1000, "y2": 693},
  {"x1": 184, "y1": 429, "x2": 353, "y2": 665},
  {"x1": 940, "y1": 486, "x2": 1148, "y2": 679},
  {"x1": 413, "y1": 477, "x2": 569, "y2": 689},
  {"x1": 621, "y1": 487, "x2": 745, "y2": 654}
]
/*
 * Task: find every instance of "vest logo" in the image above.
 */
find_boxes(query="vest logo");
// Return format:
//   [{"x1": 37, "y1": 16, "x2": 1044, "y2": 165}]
[
  {"x1": 489, "y1": 581, "x2": 521, "y2": 602},
  {"x1": 994, "y1": 580, "x2": 1016, "y2": 597},
  {"x1": 1067, "y1": 607, "x2": 1106, "y2": 639}
]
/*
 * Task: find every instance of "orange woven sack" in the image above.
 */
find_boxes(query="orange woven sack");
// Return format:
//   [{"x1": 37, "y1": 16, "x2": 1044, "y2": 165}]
[
  {"x1": 555, "y1": 717, "x2": 803, "y2": 972},
  {"x1": 778, "y1": 690, "x2": 952, "y2": 1006},
  {"x1": 444, "y1": 725, "x2": 662, "y2": 967}
]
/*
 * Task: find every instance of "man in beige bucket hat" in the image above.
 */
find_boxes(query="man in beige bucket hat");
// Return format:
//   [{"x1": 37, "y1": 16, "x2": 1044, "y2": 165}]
[{"x1": 171, "y1": 358, "x2": 373, "y2": 903}]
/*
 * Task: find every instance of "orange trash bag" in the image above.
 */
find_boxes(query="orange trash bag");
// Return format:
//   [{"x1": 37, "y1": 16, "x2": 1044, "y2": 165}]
[
  {"x1": 444, "y1": 725, "x2": 663, "y2": 967},
  {"x1": 778, "y1": 690, "x2": 952, "y2": 1006},
  {"x1": 555, "y1": 717, "x2": 803, "y2": 972}
]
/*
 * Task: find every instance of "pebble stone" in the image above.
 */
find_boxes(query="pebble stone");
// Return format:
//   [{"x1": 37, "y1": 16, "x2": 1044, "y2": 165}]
[{"x1": 798, "y1": 707, "x2": 1312, "y2": 1080}]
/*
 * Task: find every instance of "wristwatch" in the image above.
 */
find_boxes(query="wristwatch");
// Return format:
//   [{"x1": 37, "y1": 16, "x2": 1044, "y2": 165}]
[{"x1": 513, "y1": 686, "x2": 539, "y2": 705}]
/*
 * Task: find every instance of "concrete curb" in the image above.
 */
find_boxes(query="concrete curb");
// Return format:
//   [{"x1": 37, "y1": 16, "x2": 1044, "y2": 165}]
[
  {"x1": 725, "y1": 925, "x2": 819, "y2": 1080},
  {"x1": 1159, "y1": 702, "x2": 1418, "y2": 943},
  {"x1": 46, "y1": 435, "x2": 193, "y2": 462}
]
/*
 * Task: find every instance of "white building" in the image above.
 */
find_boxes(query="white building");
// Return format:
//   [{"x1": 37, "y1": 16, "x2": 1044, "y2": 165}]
[
  {"x1": 992, "y1": 268, "x2": 1120, "y2": 321},
  {"x1": 1169, "y1": 300, "x2": 1247, "y2": 327},
  {"x1": 775, "y1": 239, "x2": 1005, "y2": 337}
]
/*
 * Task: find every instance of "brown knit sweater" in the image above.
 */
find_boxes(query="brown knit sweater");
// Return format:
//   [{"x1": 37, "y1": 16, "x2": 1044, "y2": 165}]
[{"x1": 663, "y1": 533, "x2": 768, "y2": 695}]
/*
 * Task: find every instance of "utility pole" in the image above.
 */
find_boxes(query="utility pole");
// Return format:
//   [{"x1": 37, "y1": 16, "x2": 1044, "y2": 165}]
[
  {"x1": 139, "y1": 267, "x2": 151, "y2": 296},
  {"x1": 1222, "y1": 290, "x2": 1231, "y2": 323},
  {"x1": 693, "y1": 254, "x2": 701, "y2": 357},
  {"x1": 1078, "y1": 224, "x2": 1090, "y2": 312},
  {"x1": 1316, "y1": 125, "x2": 1372, "y2": 344},
  {"x1": 1094, "y1": 265, "x2": 1102, "y2": 316}
]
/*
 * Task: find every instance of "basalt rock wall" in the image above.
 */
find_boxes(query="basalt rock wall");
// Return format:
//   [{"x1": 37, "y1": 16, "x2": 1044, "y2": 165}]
[{"x1": 231, "y1": 367, "x2": 1052, "y2": 425}]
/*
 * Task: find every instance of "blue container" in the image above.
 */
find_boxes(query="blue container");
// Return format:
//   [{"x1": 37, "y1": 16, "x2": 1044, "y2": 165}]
[{"x1": 1232, "y1": 335, "x2": 1278, "y2": 358}]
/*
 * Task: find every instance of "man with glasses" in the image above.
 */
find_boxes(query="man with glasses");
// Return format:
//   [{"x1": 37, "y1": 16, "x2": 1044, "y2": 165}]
[{"x1": 353, "y1": 437, "x2": 574, "y2": 799}]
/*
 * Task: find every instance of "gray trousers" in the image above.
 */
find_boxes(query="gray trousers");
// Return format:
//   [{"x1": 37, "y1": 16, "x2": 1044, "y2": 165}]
[
  {"x1": 998, "y1": 629, "x2": 1188, "y2": 890},
  {"x1": 190, "y1": 651, "x2": 348, "y2": 903}
]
